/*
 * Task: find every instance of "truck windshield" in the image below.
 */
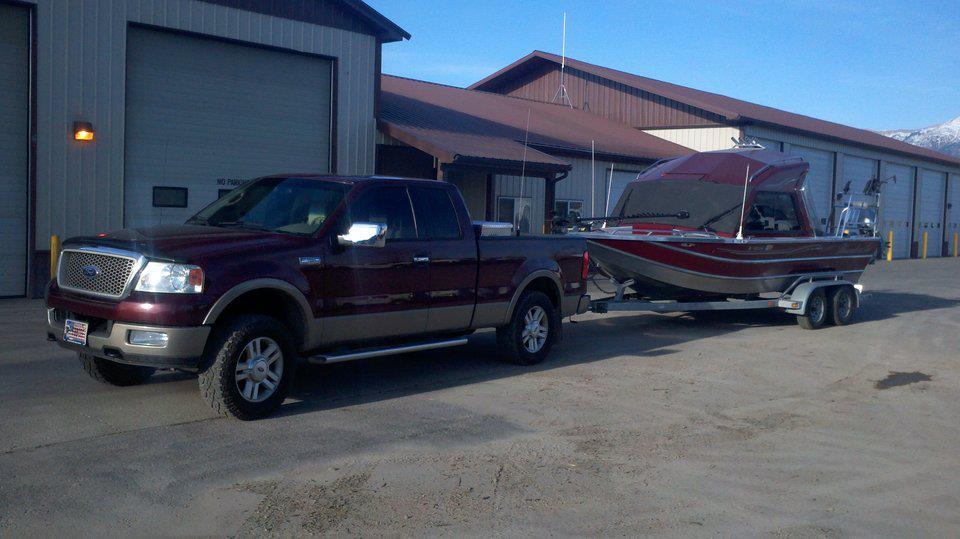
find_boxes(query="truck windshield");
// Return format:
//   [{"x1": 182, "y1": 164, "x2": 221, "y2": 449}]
[{"x1": 187, "y1": 177, "x2": 348, "y2": 235}]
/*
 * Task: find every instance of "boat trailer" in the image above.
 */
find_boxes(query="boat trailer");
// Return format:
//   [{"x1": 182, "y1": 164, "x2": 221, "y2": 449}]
[{"x1": 588, "y1": 272, "x2": 864, "y2": 329}]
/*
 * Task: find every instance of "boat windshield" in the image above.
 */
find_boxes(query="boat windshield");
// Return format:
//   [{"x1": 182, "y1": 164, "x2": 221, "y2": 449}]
[
  {"x1": 611, "y1": 179, "x2": 747, "y2": 234},
  {"x1": 187, "y1": 177, "x2": 349, "y2": 235}
]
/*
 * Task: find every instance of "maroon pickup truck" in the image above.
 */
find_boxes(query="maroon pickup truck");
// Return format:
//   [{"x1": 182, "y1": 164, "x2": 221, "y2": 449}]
[{"x1": 46, "y1": 176, "x2": 589, "y2": 419}]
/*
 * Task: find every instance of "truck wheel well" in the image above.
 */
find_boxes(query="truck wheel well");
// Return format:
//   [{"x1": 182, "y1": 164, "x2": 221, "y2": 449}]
[
  {"x1": 214, "y1": 289, "x2": 306, "y2": 349},
  {"x1": 522, "y1": 276, "x2": 561, "y2": 309}
]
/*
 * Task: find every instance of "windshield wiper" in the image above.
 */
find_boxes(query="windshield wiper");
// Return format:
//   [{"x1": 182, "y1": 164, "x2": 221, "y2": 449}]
[{"x1": 700, "y1": 203, "x2": 742, "y2": 232}]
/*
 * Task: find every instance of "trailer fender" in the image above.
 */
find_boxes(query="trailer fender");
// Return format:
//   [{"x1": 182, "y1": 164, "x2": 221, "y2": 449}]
[{"x1": 779, "y1": 281, "x2": 859, "y2": 315}]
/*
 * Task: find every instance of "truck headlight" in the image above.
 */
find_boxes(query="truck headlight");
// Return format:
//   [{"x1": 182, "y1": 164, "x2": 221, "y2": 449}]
[{"x1": 135, "y1": 262, "x2": 204, "y2": 293}]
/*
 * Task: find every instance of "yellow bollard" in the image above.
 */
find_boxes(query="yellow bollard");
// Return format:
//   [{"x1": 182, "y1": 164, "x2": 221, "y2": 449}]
[
  {"x1": 50, "y1": 235, "x2": 60, "y2": 279},
  {"x1": 886, "y1": 230, "x2": 893, "y2": 261},
  {"x1": 954, "y1": 232, "x2": 958, "y2": 258},
  {"x1": 921, "y1": 231, "x2": 928, "y2": 260}
]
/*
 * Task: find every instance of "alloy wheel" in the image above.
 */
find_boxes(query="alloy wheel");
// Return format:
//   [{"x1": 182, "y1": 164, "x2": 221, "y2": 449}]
[
  {"x1": 521, "y1": 306, "x2": 549, "y2": 353},
  {"x1": 235, "y1": 336, "x2": 283, "y2": 403}
]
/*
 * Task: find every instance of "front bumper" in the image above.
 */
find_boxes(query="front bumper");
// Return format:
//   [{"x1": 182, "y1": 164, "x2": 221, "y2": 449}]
[{"x1": 46, "y1": 308, "x2": 210, "y2": 369}]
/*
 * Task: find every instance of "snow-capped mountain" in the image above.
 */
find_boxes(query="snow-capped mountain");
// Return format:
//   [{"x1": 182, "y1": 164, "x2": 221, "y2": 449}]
[{"x1": 880, "y1": 115, "x2": 960, "y2": 158}]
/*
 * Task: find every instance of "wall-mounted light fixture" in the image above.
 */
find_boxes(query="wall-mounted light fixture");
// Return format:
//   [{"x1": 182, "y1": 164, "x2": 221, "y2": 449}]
[{"x1": 73, "y1": 121, "x2": 94, "y2": 141}]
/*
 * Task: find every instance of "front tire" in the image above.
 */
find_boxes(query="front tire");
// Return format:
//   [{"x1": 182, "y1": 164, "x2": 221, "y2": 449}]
[
  {"x1": 829, "y1": 286, "x2": 856, "y2": 326},
  {"x1": 79, "y1": 353, "x2": 155, "y2": 386},
  {"x1": 797, "y1": 289, "x2": 828, "y2": 330},
  {"x1": 198, "y1": 315, "x2": 296, "y2": 420},
  {"x1": 496, "y1": 291, "x2": 559, "y2": 365}
]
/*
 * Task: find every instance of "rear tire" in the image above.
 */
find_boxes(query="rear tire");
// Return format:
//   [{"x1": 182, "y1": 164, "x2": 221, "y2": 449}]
[
  {"x1": 79, "y1": 353, "x2": 155, "y2": 386},
  {"x1": 198, "y1": 315, "x2": 296, "y2": 420},
  {"x1": 496, "y1": 291, "x2": 559, "y2": 366},
  {"x1": 829, "y1": 286, "x2": 856, "y2": 326},
  {"x1": 797, "y1": 289, "x2": 828, "y2": 330}
]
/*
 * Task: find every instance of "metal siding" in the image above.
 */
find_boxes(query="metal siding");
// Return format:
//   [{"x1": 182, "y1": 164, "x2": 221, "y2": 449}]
[
  {"x1": 917, "y1": 169, "x2": 946, "y2": 257},
  {"x1": 27, "y1": 0, "x2": 377, "y2": 249},
  {"x1": 948, "y1": 174, "x2": 960, "y2": 256},
  {"x1": 123, "y1": 26, "x2": 332, "y2": 228},
  {"x1": 788, "y1": 145, "x2": 834, "y2": 232},
  {"x1": 554, "y1": 157, "x2": 642, "y2": 219},
  {"x1": 643, "y1": 127, "x2": 740, "y2": 152},
  {"x1": 879, "y1": 163, "x2": 915, "y2": 259},
  {"x1": 497, "y1": 63, "x2": 722, "y2": 128},
  {"x1": 0, "y1": 4, "x2": 30, "y2": 295}
]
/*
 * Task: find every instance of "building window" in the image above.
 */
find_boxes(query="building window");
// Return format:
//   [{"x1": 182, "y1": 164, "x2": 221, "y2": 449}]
[
  {"x1": 497, "y1": 196, "x2": 533, "y2": 233},
  {"x1": 152, "y1": 186, "x2": 188, "y2": 208},
  {"x1": 554, "y1": 199, "x2": 583, "y2": 221}
]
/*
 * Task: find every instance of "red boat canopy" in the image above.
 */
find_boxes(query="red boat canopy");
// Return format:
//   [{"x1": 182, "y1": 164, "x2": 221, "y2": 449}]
[
  {"x1": 611, "y1": 148, "x2": 815, "y2": 235},
  {"x1": 642, "y1": 148, "x2": 809, "y2": 187}
]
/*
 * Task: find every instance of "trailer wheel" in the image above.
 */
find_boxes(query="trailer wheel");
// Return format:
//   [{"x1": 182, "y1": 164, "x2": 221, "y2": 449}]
[
  {"x1": 829, "y1": 286, "x2": 856, "y2": 326},
  {"x1": 797, "y1": 289, "x2": 827, "y2": 330},
  {"x1": 497, "y1": 291, "x2": 559, "y2": 366}
]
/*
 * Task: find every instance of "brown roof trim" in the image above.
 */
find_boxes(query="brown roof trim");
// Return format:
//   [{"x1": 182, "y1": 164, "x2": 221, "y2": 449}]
[
  {"x1": 197, "y1": 0, "x2": 409, "y2": 42},
  {"x1": 471, "y1": 51, "x2": 960, "y2": 167}
]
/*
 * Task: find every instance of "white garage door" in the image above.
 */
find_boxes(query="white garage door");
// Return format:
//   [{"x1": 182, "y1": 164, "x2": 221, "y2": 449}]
[
  {"x1": 789, "y1": 146, "x2": 833, "y2": 233},
  {"x1": 605, "y1": 169, "x2": 641, "y2": 215},
  {"x1": 917, "y1": 169, "x2": 946, "y2": 257},
  {"x1": 124, "y1": 27, "x2": 332, "y2": 228},
  {"x1": 881, "y1": 163, "x2": 915, "y2": 259},
  {"x1": 0, "y1": 4, "x2": 29, "y2": 296},
  {"x1": 948, "y1": 174, "x2": 960, "y2": 256}
]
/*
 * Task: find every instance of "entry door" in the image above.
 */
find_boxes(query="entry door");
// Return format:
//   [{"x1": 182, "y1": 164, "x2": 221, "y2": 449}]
[
  {"x1": 319, "y1": 186, "x2": 429, "y2": 345},
  {"x1": 0, "y1": 4, "x2": 29, "y2": 296}
]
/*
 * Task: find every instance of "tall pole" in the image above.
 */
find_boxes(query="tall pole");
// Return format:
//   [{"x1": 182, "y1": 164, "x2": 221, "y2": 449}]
[
  {"x1": 591, "y1": 140, "x2": 596, "y2": 217},
  {"x1": 735, "y1": 165, "x2": 751, "y2": 240}
]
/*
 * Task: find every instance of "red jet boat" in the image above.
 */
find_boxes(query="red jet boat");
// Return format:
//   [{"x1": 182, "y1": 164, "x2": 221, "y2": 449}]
[{"x1": 576, "y1": 147, "x2": 882, "y2": 300}]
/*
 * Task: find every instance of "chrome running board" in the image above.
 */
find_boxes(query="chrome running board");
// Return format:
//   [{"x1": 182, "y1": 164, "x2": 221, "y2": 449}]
[{"x1": 307, "y1": 338, "x2": 469, "y2": 364}]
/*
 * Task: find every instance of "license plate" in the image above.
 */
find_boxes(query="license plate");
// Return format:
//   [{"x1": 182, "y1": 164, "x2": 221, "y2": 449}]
[{"x1": 64, "y1": 319, "x2": 89, "y2": 346}]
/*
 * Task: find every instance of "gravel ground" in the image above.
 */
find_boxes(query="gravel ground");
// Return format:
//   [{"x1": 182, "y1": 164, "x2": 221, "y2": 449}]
[{"x1": 1, "y1": 258, "x2": 958, "y2": 536}]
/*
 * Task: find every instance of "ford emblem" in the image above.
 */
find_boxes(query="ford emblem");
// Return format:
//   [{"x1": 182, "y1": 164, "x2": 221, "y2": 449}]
[{"x1": 81, "y1": 265, "x2": 101, "y2": 278}]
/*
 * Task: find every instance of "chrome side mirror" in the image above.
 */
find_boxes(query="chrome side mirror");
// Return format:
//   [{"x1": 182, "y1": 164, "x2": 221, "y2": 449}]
[{"x1": 337, "y1": 222, "x2": 387, "y2": 247}]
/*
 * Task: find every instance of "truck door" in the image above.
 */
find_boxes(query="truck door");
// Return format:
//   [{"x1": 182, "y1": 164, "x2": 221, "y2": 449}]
[
  {"x1": 409, "y1": 185, "x2": 478, "y2": 333},
  {"x1": 319, "y1": 185, "x2": 429, "y2": 344}
]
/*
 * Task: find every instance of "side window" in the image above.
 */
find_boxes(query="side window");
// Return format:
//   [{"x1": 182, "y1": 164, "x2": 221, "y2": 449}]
[
  {"x1": 746, "y1": 192, "x2": 801, "y2": 232},
  {"x1": 410, "y1": 186, "x2": 461, "y2": 239},
  {"x1": 344, "y1": 186, "x2": 417, "y2": 240}
]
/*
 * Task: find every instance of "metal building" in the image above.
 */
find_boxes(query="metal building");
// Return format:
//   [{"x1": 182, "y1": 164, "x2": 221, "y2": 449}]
[
  {"x1": 0, "y1": 0, "x2": 407, "y2": 297},
  {"x1": 471, "y1": 51, "x2": 960, "y2": 259},
  {"x1": 375, "y1": 75, "x2": 691, "y2": 233}
]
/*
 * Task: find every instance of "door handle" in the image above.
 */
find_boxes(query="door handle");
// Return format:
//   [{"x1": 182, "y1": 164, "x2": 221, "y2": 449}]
[{"x1": 413, "y1": 256, "x2": 430, "y2": 263}]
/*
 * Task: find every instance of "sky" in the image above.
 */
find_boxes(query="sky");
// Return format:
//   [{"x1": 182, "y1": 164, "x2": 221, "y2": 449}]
[{"x1": 374, "y1": 0, "x2": 960, "y2": 132}]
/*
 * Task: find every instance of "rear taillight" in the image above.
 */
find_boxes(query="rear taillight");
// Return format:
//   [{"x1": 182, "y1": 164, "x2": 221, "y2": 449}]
[{"x1": 581, "y1": 250, "x2": 590, "y2": 280}]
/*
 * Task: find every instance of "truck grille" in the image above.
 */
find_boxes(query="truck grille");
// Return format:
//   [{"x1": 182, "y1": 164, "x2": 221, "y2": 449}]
[{"x1": 58, "y1": 249, "x2": 142, "y2": 299}]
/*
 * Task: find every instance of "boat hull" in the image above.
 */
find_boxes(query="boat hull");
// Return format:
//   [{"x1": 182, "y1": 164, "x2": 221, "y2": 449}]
[{"x1": 584, "y1": 234, "x2": 880, "y2": 298}]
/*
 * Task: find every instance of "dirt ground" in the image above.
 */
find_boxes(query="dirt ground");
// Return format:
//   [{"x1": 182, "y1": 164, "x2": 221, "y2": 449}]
[{"x1": 1, "y1": 259, "x2": 958, "y2": 536}]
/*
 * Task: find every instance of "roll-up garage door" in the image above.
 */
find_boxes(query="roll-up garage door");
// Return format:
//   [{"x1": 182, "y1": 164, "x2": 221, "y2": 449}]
[
  {"x1": 948, "y1": 174, "x2": 960, "y2": 256},
  {"x1": 0, "y1": 4, "x2": 29, "y2": 296},
  {"x1": 789, "y1": 146, "x2": 833, "y2": 233},
  {"x1": 124, "y1": 27, "x2": 332, "y2": 228},
  {"x1": 917, "y1": 169, "x2": 946, "y2": 257},
  {"x1": 605, "y1": 170, "x2": 641, "y2": 215},
  {"x1": 880, "y1": 163, "x2": 914, "y2": 259}
]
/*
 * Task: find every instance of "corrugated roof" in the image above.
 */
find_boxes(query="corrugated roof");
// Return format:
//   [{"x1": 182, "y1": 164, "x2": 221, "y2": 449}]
[
  {"x1": 379, "y1": 74, "x2": 693, "y2": 174},
  {"x1": 470, "y1": 51, "x2": 960, "y2": 167}
]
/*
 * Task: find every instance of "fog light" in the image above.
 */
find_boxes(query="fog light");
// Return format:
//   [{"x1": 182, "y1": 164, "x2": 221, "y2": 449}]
[{"x1": 128, "y1": 330, "x2": 168, "y2": 347}]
